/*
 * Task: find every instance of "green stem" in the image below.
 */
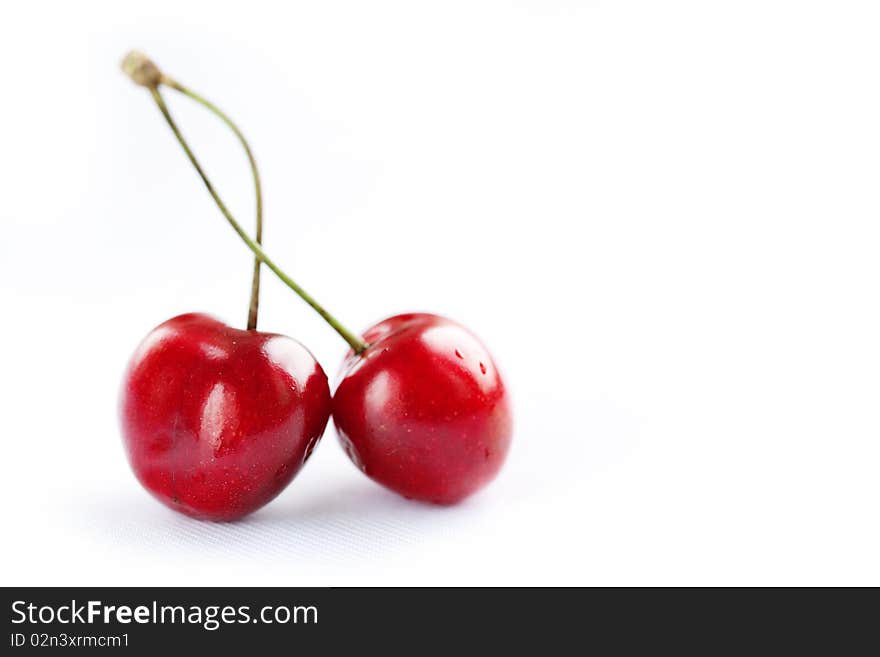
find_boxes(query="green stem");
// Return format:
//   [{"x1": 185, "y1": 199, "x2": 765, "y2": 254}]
[
  {"x1": 148, "y1": 86, "x2": 368, "y2": 354},
  {"x1": 164, "y1": 77, "x2": 264, "y2": 331}
]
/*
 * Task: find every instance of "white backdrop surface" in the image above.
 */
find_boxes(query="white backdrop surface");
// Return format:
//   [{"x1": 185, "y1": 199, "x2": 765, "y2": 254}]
[{"x1": 1, "y1": 1, "x2": 879, "y2": 585}]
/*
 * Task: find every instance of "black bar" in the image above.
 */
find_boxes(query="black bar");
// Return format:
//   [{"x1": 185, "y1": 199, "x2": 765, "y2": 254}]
[{"x1": 1, "y1": 587, "x2": 875, "y2": 652}]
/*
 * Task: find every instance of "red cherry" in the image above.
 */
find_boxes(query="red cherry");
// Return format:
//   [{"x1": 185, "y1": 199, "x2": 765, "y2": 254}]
[
  {"x1": 120, "y1": 313, "x2": 332, "y2": 521},
  {"x1": 332, "y1": 313, "x2": 512, "y2": 505},
  {"x1": 123, "y1": 58, "x2": 513, "y2": 508}
]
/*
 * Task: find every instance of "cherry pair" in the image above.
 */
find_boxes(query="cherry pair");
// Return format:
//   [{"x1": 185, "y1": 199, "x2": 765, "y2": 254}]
[{"x1": 119, "y1": 53, "x2": 512, "y2": 521}]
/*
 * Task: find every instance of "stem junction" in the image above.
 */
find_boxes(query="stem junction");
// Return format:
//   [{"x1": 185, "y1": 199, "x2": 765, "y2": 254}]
[{"x1": 121, "y1": 50, "x2": 368, "y2": 354}]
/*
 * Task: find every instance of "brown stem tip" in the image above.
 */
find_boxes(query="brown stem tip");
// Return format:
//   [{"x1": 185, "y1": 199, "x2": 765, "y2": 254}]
[{"x1": 121, "y1": 51, "x2": 162, "y2": 88}]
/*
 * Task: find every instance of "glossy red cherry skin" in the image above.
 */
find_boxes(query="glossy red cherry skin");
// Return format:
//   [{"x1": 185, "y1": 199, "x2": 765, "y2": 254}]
[
  {"x1": 332, "y1": 313, "x2": 512, "y2": 504},
  {"x1": 120, "y1": 313, "x2": 331, "y2": 521}
]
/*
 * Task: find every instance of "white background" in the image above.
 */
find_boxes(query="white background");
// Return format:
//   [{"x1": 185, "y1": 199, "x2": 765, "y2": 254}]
[{"x1": 1, "y1": 1, "x2": 879, "y2": 586}]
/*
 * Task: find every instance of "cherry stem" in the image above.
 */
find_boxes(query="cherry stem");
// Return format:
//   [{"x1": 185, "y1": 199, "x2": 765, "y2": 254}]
[
  {"x1": 163, "y1": 80, "x2": 265, "y2": 331},
  {"x1": 121, "y1": 52, "x2": 368, "y2": 354}
]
